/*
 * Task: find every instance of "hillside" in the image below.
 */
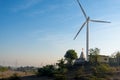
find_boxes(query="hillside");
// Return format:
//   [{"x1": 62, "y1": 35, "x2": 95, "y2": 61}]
[{"x1": 1, "y1": 64, "x2": 120, "y2": 80}]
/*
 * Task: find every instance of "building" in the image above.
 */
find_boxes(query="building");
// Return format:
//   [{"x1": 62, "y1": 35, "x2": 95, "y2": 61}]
[
  {"x1": 74, "y1": 48, "x2": 110, "y2": 64},
  {"x1": 74, "y1": 49, "x2": 85, "y2": 65},
  {"x1": 109, "y1": 57, "x2": 117, "y2": 66},
  {"x1": 109, "y1": 54, "x2": 120, "y2": 66},
  {"x1": 74, "y1": 48, "x2": 120, "y2": 66},
  {"x1": 97, "y1": 55, "x2": 109, "y2": 63},
  {"x1": 88, "y1": 54, "x2": 109, "y2": 63}
]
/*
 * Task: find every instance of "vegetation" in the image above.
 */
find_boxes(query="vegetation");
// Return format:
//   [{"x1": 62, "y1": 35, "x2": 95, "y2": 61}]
[
  {"x1": 64, "y1": 49, "x2": 78, "y2": 65},
  {"x1": 0, "y1": 66, "x2": 8, "y2": 79},
  {"x1": 89, "y1": 48, "x2": 100, "y2": 64},
  {"x1": 36, "y1": 48, "x2": 117, "y2": 80},
  {"x1": 0, "y1": 66, "x2": 8, "y2": 72},
  {"x1": 56, "y1": 58, "x2": 67, "y2": 73},
  {"x1": 116, "y1": 51, "x2": 120, "y2": 65},
  {"x1": 7, "y1": 73, "x2": 21, "y2": 80},
  {"x1": 1, "y1": 48, "x2": 120, "y2": 80},
  {"x1": 109, "y1": 51, "x2": 120, "y2": 66},
  {"x1": 74, "y1": 62, "x2": 113, "y2": 80},
  {"x1": 54, "y1": 74, "x2": 67, "y2": 80},
  {"x1": 37, "y1": 65, "x2": 57, "y2": 77}
]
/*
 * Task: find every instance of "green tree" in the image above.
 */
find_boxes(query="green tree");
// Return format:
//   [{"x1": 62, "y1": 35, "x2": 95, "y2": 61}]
[
  {"x1": 64, "y1": 49, "x2": 78, "y2": 65},
  {"x1": 37, "y1": 65, "x2": 56, "y2": 77},
  {"x1": 115, "y1": 51, "x2": 120, "y2": 66},
  {"x1": 57, "y1": 58, "x2": 65, "y2": 69},
  {"x1": 109, "y1": 52, "x2": 117, "y2": 66},
  {"x1": 89, "y1": 48, "x2": 100, "y2": 63},
  {"x1": 110, "y1": 51, "x2": 120, "y2": 66},
  {"x1": 56, "y1": 58, "x2": 67, "y2": 73},
  {"x1": 0, "y1": 66, "x2": 8, "y2": 79}
]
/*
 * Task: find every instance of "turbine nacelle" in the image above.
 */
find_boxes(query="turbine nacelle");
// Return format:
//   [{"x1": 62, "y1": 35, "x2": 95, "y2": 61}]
[{"x1": 73, "y1": 16, "x2": 110, "y2": 40}]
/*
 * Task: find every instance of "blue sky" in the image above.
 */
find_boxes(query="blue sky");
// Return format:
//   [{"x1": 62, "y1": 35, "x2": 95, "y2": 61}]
[{"x1": 0, "y1": 0, "x2": 120, "y2": 67}]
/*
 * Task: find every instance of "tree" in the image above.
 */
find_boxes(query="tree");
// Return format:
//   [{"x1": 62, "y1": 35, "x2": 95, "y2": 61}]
[
  {"x1": 0, "y1": 66, "x2": 8, "y2": 79},
  {"x1": 110, "y1": 51, "x2": 120, "y2": 66},
  {"x1": 115, "y1": 51, "x2": 120, "y2": 66},
  {"x1": 37, "y1": 65, "x2": 56, "y2": 77},
  {"x1": 89, "y1": 48, "x2": 100, "y2": 63},
  {"x1": 64, "y1": 49, "x2": 78, "y2": 65},
  {"x1": 57, "y1": 58, "x2": 65, "y2": 69},
  {"x1": 56, "y1": 58, "x2": 67, "y2": 73}
]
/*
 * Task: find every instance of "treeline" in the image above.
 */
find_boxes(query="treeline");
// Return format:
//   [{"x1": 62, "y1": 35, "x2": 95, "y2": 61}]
[
  {"x1": 0, "y1": 48, "x2": 120, "y2": 80},
  {"x1": 36, "y1": 48, "x2": 117, "y2": 80}
]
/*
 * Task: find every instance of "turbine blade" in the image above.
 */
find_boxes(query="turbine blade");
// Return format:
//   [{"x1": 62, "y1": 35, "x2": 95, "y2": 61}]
[
  {"x1": 73, "y1": 20, "x2": 87, "y2": 40},
  {"x1": 77, "y1": 0, "x2": 87, "y2": 19},
  {"x1": 90, "y1": 19, "x2": 111, "y2": 23}
]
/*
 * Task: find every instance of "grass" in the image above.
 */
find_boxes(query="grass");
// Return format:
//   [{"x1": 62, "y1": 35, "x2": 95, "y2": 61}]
[
  {"x1": 0, "y1": 64, "x2": 120, "y2": 80},
  {"x1": 0, "y1": 70, "x2": 33, "y2": 79}
]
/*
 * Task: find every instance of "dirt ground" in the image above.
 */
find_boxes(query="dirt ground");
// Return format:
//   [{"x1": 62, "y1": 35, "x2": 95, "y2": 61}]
[
  {"x1": 111, "y1": 72, "x2": 120, "y2": 80},
  {"x1": 0, "y1": 70, "x2": 53, "y2": 80},
  {"x1": 0, "y1": 70, "x2": 120, "y2": 80},
  {"x1": 21, "y1": 76, "x2": 53, "y2": 80},
  {"x1": 0, "y1": 70, "x2": 33, "y2": 79}
]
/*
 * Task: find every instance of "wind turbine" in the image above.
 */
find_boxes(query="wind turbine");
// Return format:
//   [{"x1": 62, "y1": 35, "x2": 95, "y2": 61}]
[{"x1": 73, "y1": 0, "x2": 110, "y2": 61}]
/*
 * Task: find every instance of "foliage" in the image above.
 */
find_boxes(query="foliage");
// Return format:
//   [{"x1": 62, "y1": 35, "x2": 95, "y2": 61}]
[
  {"x1": 116, "y1": 51, "x2": 120, "y2": 57},
  {"x1": 0, "y1": 67, "x2": 8, "y2": 72},
  {"x1": 91, "y1": 64, "x2": 112, "y2": 78},
  {"x1": 89, "y1": 48, "x2": 100, "y2": 64},
  {"x1": 37, "y1": 65, "x2": 56, "y2": 77},
  {"x1": 64, "y1": 49, "x2": 78, "y2": 65},
  {"x1": 56, "y1": 58, "x2": 65, "y2": 69},
  {"x1": 116, "y1": 51, "x2": 120, "y2": 65},
  {"x1": 36, "y1": 48, "x2": 116, "y2": 79},
  {"x1": 109, "y1": 51, "x2": 120, "y2": 66},
  {"x1": 56, "y1": 58, "x2": 67, "y2": 74},
  {"x1": 74, "y1": 74, "x2": 98, "y2": 80},
  {"x1": 7, "y1": 73, "x2": 21, "y2": 80},
  {"x1": 54, "y1": 74, "x2": 67, "y2": 80},
  {"x1": 0, "y1": 66, "x2": 8, "y2": 79},
  {"x1": 75, "y1": 66, "x2": 85, "y2": 76}
]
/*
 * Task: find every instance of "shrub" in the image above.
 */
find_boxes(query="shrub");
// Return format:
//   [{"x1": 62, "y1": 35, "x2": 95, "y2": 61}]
[
  {"x1": 75, "y1": 66, "x2": 85, "y2": 76},
  {"x1": 89, "y1": 64, "x2": 113, "y2": 78},
  {"x1": 7, "y1": 73, "x2": 21, "y2": 80},
  {"x1": 74, "y1": 75, "x2": 97, "y2": 80},
  {"x1": 37, "y1": 65, "x2": 56, "y2": 77},
  {"x1": 54, "y1": 74, "x2": 67, "y2": 80}
]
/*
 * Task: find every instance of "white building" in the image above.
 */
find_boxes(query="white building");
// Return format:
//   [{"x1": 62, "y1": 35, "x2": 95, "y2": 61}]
[{"x1": 74, "y1": 49, "x2": 85, "y2": 64}]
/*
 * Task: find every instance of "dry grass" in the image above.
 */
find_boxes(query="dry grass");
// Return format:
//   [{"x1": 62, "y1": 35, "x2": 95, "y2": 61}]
[
  {"x1": 0, "y1": 70, "x2": 53, "y2": 80},
  {"x1": 0, "y1": 70, "x2": 33, "y2": 79},
  {"x1": 1, "y1": 70, "x2": 120, "y2": 80},
  {"x1": 21, "y1": 76, "x2": 53, "y2": 80}
]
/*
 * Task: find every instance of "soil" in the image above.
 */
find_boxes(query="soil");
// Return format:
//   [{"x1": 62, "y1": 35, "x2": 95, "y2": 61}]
[{"x1": 0, "y1": 70, "x2": 120, "y2": 80}]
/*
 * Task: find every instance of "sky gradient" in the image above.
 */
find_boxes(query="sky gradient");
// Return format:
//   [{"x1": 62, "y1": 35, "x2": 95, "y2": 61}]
[{"x1": 0, "y1": 0, "x2": 120, "y2": 67}]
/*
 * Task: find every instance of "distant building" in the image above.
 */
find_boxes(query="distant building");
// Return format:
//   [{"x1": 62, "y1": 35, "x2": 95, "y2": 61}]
[
  {"x1": 109, "y1": 57, "x2": 117, "y2": 66},
  {"x1": 88, "y1": 55, "x2": 109, "y2": 63},
  {"x1": 74, "y1": 49, "x2": 120, "y2": 66},
  {"x1": 109, "y1": 55, "x2": 120, "y2": 66},
  {"x1": 74, "y1": 48, "x2": 85, "y2": 64},
  {"x1": 97, "y1": 55, "x2": 109, "y2": 63}
]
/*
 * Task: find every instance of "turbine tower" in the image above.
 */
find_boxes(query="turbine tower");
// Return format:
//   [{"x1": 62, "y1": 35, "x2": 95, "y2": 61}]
[{"x1": 73, "y1": 0, "x2": 110, "y2": 61}]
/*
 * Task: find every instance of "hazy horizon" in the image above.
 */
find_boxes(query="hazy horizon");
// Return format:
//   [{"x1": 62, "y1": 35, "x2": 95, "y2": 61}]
[{"x1": 0, "y1": 0, "x2": 120, "y2": 67}]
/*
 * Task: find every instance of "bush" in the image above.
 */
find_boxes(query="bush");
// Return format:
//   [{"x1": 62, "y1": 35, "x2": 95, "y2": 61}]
[
  {"x1": 97, "y1": 78, "x2": 106, "y2": 80},
  {"x1": 54, "y1": 74, "x2": 67, "y2": 80},
  {"x1": 37, "y1": 65, "x2": 56, "y2": 77},
  {"x1": 74, "y1": 75, "x2": 97, "y2": 80},
  {"x1": 7, "y1": 73, "x2": 21, "y2": 80},
  {"x1": 75, "y1": 66, "x2": 85, "y2": 76},
  {"x1": 57, "y1": 68, "x2": 67, "y2": 74}
]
